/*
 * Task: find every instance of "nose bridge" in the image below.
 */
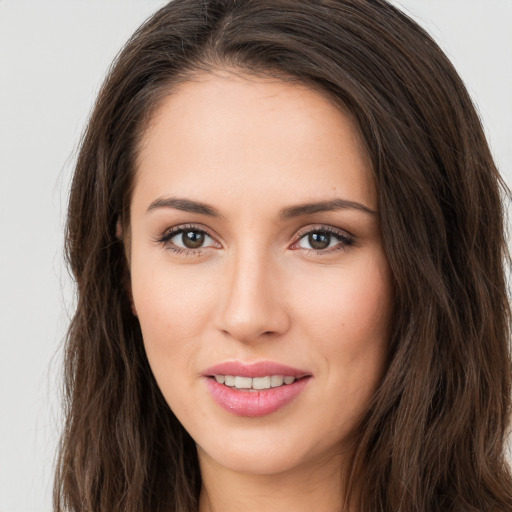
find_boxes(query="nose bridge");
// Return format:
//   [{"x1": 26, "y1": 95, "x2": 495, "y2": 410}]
[{"x1": 217, "y1": 243, "x2": 289, "y2": 342}]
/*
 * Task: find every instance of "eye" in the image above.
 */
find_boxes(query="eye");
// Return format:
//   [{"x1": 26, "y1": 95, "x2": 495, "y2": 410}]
[
  {"x1": 293, "y1": 226, "x2": 354, "y2": 253},
  {"x1": 157, "y1": 225, "x2": 219, "y2": 254},
  {"x1": 172, "y1": 229, "x2": 212, "y2": 249}
]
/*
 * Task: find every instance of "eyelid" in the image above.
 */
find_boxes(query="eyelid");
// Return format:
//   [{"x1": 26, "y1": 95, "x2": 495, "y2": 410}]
[
  {"x1": 293, "y1": 224, "x2": 354, "y2": 240},
  {"x1": 155, "y1": 222, "x2": 355, "y2": 256},
  {"x1": 155, "y1": 223, "x2": 222, "y2": 252},
  {"x1": 290, "y1": 224, "x2": 355, "y2": 253}
]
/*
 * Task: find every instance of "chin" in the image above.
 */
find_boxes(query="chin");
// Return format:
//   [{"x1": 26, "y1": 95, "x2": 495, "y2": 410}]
[
  {"x1": 196, "y1": 426, "x2": 341, "y2": 478},
  {"x1": 201, "y1": 445, "x2": 304, "y2": 476}
]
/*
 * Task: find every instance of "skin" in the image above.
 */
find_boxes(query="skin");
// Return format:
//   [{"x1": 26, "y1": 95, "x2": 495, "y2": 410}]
[{"x1": 128, "y1": 70, "x2": 394, "y2": 512}]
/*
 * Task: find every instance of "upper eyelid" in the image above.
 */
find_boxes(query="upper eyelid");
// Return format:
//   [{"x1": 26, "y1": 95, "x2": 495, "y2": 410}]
[
  {"x1": 291, "y1": 226, "x2": 354, "y2": 251},
  {"x1": 157, "y1": 223, "x2": 354, "y2": 250},
  {"x1": 160, "y1": 223, "x2": 218, "y2": 240},
  {"x1": 294, "y1": 224, "x2": 354, "y2": 239}
]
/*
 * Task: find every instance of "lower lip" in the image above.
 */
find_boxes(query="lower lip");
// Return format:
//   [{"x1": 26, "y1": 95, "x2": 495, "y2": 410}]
[{"x1": 205, "y1": 377, "x2": 310, "y2": 417}]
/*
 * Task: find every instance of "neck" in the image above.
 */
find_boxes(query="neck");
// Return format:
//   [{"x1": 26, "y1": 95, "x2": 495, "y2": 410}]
[{"x1": 197, "y1": 448, "x2": 357, "y2": 512}]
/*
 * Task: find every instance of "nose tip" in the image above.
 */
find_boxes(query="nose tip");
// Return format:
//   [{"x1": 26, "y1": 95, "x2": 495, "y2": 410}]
[
  {"x1": 219, "y1": 305, "x2": 285, "y2": 344},
  {"x1": 219, "y1": 315, "x2": 281, "y2": 344},
  {"x1": 215, "y1": 256, "x2": 290, "y2": 344}
]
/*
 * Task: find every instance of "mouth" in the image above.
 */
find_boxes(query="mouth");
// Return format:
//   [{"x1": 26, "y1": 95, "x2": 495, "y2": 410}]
[
  {"x1": 210, "y1": 374, "x2": 305, "y2": 391},
  {"x1": 203, "y1": 361, "x2": 312, "y2": 417}
]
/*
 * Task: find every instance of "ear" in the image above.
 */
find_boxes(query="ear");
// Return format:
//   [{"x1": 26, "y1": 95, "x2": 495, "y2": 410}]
[
  {"x1": 116, "y1": 218, "x2": 138, "y2": 317},
  {"x1": 116, "y1": 218, "x2": 123, "y2": 240},
  {"x1": 125, "y1": 275, "x2": 138, "y2": 318}
]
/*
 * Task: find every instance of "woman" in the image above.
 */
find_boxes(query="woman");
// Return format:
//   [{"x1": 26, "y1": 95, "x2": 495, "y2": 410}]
[{"x1": 54, "y1": 0, "x2": 512, "y2": 511}]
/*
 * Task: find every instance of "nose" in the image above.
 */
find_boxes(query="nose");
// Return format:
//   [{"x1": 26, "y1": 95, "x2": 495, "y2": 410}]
[{"x1": 215, "y1": 248, "x2": 290, "y2": 344}]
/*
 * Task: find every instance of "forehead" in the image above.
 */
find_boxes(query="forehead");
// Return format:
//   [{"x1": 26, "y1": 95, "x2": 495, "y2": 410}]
[{"x1": 133, "y1": 71, "x2": 376, "y2": 215}]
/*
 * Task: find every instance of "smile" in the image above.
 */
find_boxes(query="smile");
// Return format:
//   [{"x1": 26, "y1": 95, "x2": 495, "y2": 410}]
[
  {"x1": 213, "y1": 374, "x2": 297, "y2": 390},
  {"x1": 203, "y1": 361, "x2": 312, "y2": 417}
]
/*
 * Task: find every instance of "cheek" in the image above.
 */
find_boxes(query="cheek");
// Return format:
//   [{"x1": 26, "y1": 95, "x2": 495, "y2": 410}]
[
  {"x1": 130, "y1": 262, "x2": 222, "y2": 419},
  {"x1": 290, "y1": 251, "x2": 393, "y2": 398},
  {"x1": 130, "y1": 259, "x2": 217, "y2": 363},
  {"x1": 294, "y1": 254, "x2": 392, "y2": 343}
]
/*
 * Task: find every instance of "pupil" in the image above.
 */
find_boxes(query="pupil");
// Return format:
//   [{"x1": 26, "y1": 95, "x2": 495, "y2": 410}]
[
  {"x1": 183, "y1": 231, "x2": 205, "y2": 249},
  {"x1": 309, "y1": 232, "x2": 330, "y2": 250}
]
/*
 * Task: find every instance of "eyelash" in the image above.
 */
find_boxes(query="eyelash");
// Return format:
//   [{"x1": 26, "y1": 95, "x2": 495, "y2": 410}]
[{"x1": 155, "y1": 224, "x2": 355, "y2": 256}]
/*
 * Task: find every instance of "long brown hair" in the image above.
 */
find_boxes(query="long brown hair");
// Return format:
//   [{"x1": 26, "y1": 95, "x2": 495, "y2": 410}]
[{"x1": 55, "y1": 1, "x2": 512, "y2": 510}]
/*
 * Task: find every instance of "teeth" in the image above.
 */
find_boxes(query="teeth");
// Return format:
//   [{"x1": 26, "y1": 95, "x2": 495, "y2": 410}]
[
  {"x1": 270, "y1": 375, "x2": 284, "y2": 387},
  {"x1": 224, "y1": 375, "x2": 235, "y2": 386},
  {"x1": 252, "y1": 376, "x2": 271, "y2": 390},
  {"x1": 214, "y1": 375, "x2": 297, "y2": 390},
  {"x1": 234, "y1": 376, "x2": 252, "y2": 389}
]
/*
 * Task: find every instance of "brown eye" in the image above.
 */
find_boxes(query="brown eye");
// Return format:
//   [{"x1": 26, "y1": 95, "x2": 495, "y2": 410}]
[
  {"x1": 159, "y1": 226, "x2": 218, "y2": 252},
  {"x1": 308, "y1": 232, "x2": 330, "y2": 250},
  {"x1": 181, "y1": 230, "x2": 205, "y2": 249},
  {"x1": 295, "y1": 228, "x2": 354, "y2": 253}
]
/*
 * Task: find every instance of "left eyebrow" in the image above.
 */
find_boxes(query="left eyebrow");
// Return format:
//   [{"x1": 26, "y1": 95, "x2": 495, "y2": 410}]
[
  {"x1": 146, "y1": 197, "x2": 223, "y2": 218},
  {"x1": 279, "y1": 198, "x2": 377, "y2": 219}
]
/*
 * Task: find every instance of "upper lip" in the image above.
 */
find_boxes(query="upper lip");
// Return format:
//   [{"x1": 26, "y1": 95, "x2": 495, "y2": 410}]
[{"x1": 203, "y1": 361, "x2": 311, "y2": 379}]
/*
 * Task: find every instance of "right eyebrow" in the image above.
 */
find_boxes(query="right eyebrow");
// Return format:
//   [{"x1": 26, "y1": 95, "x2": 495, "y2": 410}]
[{"x1": 146, "y1": 197, "x2": 224, "y2": 218}]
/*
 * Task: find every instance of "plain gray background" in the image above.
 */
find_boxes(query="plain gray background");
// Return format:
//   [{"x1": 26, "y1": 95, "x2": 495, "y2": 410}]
[{"x1": 1, "y1": 1, "x2": 511, "y2": 511}]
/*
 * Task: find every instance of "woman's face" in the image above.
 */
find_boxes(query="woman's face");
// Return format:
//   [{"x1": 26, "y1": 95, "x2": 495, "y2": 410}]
[{"x1": 129, "y1": 71, "x2": 394, "y2": 476}]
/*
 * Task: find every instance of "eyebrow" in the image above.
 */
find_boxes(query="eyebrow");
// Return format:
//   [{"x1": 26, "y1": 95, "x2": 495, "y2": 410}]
[
  {"x1": 146, "y1": 196, "x2": 377, "y2": 218},
  {"x1": 279, "y1": 198, "x2": 377, "y2": 218},
  {"x1": 147, "y1": 197, "x2": 223, "y2": 217}
]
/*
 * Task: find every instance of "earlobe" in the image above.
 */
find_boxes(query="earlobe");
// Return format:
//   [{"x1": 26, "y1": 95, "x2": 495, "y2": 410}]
[
  {"x1": 127, "y1": 282, "x2": 138, "y2": 317},
  {"x1": 116, "y1": 218, "x2": 123, "y2": 240},
  {"x1": 117, "y1": 217, "x2": 137, "y2": 317},
  {"x1": 123, "y1": 274, "x2": 138, "y2": 317},
  {"x1": 124, "y1": 268, "x2": 138, "y2": 318}
]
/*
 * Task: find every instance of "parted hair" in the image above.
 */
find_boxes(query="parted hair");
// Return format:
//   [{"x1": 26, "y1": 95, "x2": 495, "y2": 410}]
[{"x1": 55, "y1": 0, "x2": 512, "y2": 511}]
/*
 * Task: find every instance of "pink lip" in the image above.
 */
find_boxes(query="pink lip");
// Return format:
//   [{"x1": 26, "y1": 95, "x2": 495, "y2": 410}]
[
  {"x1": 203, "y1": 361, "x2": 310, "y2": 378},
  {"x1": 203, "y1": 361, "x2": 312, "y2": 417}
]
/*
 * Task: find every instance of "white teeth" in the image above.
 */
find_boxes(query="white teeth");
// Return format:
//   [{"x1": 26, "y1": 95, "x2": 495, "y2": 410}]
[
  {"x1": 224, "y1": 375, "x2": 235, "y2": 386},
  {"x1": 270, "y1": 375, "x2": 284, "y2": 387},
  {"x1": 234, "y1": 376, "x2": 252, "y2": 389},
  {"x1": 214, "y1": 374, "x2": 297, "y2": 390},
  {"x1": 252, "y1": 376, "x2": 271, "y2": 390}
]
